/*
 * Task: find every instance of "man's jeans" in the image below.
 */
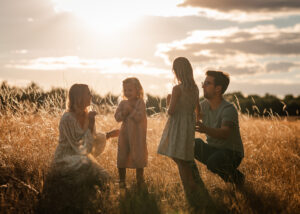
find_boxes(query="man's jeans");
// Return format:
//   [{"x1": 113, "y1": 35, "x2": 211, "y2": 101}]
[{"x1": 194, "y1": 138, "x2": 244, "y2": 184}]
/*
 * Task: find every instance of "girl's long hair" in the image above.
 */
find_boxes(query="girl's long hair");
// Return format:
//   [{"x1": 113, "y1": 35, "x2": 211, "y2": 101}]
[
  {"x1": 66, "y1": 84, "x2": 89, "y2": 117},
  {"x1": 172, "y1": 57, "x2": 198, "y2": 90},
  {"x1": 122, "y1": 77, "x2": 144, "y2": 100}
]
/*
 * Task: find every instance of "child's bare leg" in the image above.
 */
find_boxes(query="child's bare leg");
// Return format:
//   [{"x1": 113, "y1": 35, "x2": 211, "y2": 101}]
[
  {"x1": 173, "y1": 159, "x2": 199, "y2": 198},
  {"x1": 173, "y1": 158, "x2": 212, "y2": 209},
  {"x1": 173, "y1": 159, "x2": 194, "y2": 193},
  {"x1": 136, "y1": 168, "x2": 145, "y2": 185},
  {"x1": 118, "y1": 168, "x2": 126, "y2": 187}
]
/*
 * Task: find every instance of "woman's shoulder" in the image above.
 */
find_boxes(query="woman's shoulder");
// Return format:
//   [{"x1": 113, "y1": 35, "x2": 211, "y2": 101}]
[{"x1": 60, "y1": 111, "x2": 76, "y2": 124}]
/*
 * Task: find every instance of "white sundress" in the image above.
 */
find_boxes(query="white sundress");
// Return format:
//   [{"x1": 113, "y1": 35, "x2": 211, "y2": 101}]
[{"x1": 49, "y1": 112, "x2": 110, "y2": 186}]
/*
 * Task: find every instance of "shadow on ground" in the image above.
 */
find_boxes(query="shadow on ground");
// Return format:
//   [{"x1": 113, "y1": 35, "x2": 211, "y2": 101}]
[{"x1": 118, "y1": 183, "x2": 161, "y2": 214}]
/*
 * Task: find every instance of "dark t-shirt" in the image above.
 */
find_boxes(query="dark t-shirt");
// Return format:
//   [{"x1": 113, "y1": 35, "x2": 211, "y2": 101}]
[{"x1": 200, "y1": 99, "x2": 244, "y2": 157}]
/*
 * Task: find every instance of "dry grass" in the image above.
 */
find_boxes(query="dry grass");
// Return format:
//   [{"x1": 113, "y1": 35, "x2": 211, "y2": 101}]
[{"x1": 0, "y1": 106, "x2": 299, "y2": 213}]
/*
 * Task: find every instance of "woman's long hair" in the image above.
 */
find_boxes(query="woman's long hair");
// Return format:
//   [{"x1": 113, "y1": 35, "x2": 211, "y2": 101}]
[
  {"x1": 66, "y1": 84, "x2": 89, "y2": 119},
  {"x1": 172, "y1": 57, "x2": 198, "y2": 90}
]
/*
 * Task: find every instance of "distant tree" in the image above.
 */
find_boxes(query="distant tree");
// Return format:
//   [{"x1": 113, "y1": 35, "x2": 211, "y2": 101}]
[{"x1": 1, "y1": 81, "x2": 300, "y2": 116}]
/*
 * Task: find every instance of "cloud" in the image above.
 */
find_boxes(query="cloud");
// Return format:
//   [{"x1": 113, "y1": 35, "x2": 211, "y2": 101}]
[
  {"x1": 122, "y1": 58, "x2": 146, "y2": 67},
  {"x1": 0, "y1": 0, "x2": 56, "y2": 20},
  {"x1": 265, "y1": 62, "x2": 300, "y2": 72},
  {"x1": 179, "y1": 0, "x2": 300, "y2": 13},
  {"x1": 4, "y1": 56, "x2": 170, "y2": 76},
  {"x1": 178, "y1": 0, "x2": 300, "y2": 21},
  {"x1": 157, "y1": 24, "x2": 300, "y2": 75}
]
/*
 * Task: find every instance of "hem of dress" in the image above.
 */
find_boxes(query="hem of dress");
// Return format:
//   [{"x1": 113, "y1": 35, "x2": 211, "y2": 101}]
[{"x1": 157, "y1": 151, "x2": 194, "y2": 161}]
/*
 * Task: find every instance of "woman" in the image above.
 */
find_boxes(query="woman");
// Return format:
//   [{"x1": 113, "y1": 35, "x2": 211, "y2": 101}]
[{"x1": 40, "y1": 84, "x2": 119, "y2": 213}]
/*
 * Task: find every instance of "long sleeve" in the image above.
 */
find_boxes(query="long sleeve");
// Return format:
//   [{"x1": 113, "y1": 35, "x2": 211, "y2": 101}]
[
  {"x1": 59, "y1": 114, "x2": 94, "y2": 155},
  {"x1": 129, "y1": 99, "x2": 146, "y2": 122}
]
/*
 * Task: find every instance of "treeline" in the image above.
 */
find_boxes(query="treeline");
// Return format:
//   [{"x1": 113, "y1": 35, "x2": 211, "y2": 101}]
[{"x1": 1, "y1": 81, "x2": 299, "y2": 116}]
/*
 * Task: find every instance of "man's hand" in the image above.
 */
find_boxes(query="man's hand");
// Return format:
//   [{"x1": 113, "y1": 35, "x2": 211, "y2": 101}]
[
  {"x1": 196, "y1": 120, "x2": 233, "y2": 140},
  {"x1": 195, "y1": 121, "x2": 207, "y2": 133}
]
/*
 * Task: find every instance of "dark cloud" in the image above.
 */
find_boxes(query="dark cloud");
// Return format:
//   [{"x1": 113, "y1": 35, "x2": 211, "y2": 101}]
[
  {"x1": 179, "y1": 0, "x2": 300, "y2": 13},
  {"x1": 218, "y1": 65, "x2": 263, "y2": 75},
  {"x1": 159, "y1": 26, "x2": 300, "y2": 76},
  {"x1": 0, "y1": 0, "x2": 56, "y2": 20},
  {"x1": 161, "y1": 27, "x2": 300, "y2": 65},
  {"x1": 265, "y1": 62, "x2": 299, "y2": 72}
]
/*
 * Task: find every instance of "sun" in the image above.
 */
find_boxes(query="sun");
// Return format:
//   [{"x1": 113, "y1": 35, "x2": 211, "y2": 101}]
[
  {"x1": 52, "y1": 0, "x2": 196, "y2": 34},
  {"x1": 53, "y1": 0, "x2": 143, "y2": 34}
]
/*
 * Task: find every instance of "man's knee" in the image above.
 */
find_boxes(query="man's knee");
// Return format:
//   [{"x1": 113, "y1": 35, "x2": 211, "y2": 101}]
[{"x1": 206, "y1": 158, "x2": 219, "y2": 173}]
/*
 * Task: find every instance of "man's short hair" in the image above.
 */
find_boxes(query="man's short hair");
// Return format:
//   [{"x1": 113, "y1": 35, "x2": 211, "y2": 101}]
[{"x1": 206, "y1": 70, "x2": 230, "y2": 94}]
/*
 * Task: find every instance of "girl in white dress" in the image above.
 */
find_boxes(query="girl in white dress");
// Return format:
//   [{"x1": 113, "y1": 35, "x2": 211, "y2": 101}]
[{"x1": 157, "y1": 57, "x2": 202, "y2": 204}]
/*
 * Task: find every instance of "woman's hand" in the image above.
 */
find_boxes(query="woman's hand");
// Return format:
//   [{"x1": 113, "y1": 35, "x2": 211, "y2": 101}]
[
  {"x1": 88, "y1": 111, "x2": 97, "y2": 131},
  {"x1": 106, "y1": 129, "x2": 120, "y2": 139}
]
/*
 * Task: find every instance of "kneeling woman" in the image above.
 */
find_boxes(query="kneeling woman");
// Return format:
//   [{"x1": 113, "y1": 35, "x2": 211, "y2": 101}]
[{"x1": 40, "y1": 84, "x2": 119, "y2": 213}]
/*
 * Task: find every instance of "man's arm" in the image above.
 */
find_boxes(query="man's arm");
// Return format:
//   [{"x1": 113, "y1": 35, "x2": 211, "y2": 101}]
[{"x1": 196, "y1": 121, "x2": 233, "y2": 140}]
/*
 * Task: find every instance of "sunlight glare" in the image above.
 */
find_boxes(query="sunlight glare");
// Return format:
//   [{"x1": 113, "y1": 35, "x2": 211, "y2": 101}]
[{"x1": 52, "y1": 0, "x2": 197, "y2": 33}]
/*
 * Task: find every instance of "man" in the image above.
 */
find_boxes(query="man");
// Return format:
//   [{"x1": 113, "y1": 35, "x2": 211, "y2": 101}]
[{"x1": 195, "y1": 70, "x2": 244, "y2": 185}]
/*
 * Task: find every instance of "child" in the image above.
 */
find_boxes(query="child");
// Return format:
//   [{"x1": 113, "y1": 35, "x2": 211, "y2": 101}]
[
  {"x1": 157, "y1": 57, "x2": 203, "y2": 205},
  {"x1": 114, "y1": 77, "x2": 148, "y2": 188}
]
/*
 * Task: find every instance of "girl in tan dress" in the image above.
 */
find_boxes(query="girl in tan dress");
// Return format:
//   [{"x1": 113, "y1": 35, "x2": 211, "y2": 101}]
[{"x1": 114, "y1": 77, "x2": 148, "y2": 188}]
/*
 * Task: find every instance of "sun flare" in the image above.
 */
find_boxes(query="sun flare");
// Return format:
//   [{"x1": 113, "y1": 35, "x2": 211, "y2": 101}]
[
  {"x1": 53, "y1": 0, "x2": 145, "y2": 33},
  {"x1": 52, "y1": 0, "x2": 195, "y2": 34}
]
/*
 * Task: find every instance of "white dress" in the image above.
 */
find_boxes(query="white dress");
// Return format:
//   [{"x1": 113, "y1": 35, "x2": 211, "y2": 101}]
[
  {"x1": 49, "y1": 112, "x2": 109, "y2": 187},
  {"x1": 157, "y1": 85, "x2": 199, "y2": 161}
]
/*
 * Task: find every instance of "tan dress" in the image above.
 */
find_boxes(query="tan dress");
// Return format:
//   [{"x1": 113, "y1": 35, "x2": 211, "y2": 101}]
[
  {"x1": 114, "y1": 98, "x2": 148, "y2": 168},
  {"x1": 158, "y1": 85, "x2": 199, "y2": 161},
  {"x1": 50, "y1": 112, "x2": 110, "y2": 187}
]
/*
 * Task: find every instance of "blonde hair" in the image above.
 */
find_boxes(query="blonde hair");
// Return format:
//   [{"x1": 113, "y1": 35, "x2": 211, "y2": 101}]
[
  {"x1": 172, "y1": 57, "x2": 197, "y2": 90},
  {"x1": 122, "y1": 77, "x2": 144, "y2": 99},
  {"x1": 67, "y1": 84, "x2": 89, "y2": 115}
]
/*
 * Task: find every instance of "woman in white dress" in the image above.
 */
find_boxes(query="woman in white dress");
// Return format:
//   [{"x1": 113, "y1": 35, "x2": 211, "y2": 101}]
[{"x1": 40, "y1": 83, "x2": 119, "y2": 213}]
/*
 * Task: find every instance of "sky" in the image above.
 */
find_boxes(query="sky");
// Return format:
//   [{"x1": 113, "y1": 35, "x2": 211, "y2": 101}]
[{"x1": 1, "y1": 0, "x2": 300, "y2": 97}]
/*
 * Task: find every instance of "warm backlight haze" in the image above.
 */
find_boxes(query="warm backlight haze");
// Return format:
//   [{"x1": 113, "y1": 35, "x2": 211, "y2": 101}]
[{"x1": 1, "y1": 0, "x2": 300, "y2": 96}]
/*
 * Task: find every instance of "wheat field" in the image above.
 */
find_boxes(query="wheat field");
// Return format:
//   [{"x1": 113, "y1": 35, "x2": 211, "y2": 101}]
[{"x1": 0, "y1": 105, "x2": 299, "y2": 213}]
